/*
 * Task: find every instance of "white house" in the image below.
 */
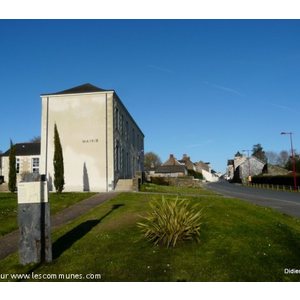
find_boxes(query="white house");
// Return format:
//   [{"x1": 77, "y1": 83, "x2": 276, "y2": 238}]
[
  {"x1": 40, "y1": 83, "x2": 144, "y2": 192},
  {"x1": 0, "y1": 143, "x2": 41, "y2": 187},
  {"x1": 196, "y1": 160, "x2": 219, "y2": 182}
]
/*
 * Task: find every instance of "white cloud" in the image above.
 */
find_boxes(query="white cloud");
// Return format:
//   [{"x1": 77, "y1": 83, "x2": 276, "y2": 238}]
[
  {"x1": 270, "y1": 103, "x2": 300, "y2": 115},
  {"x1": 147, "y1": 64, "x2": 176, "y2": 74},
  {"x1": 203, "y1": 81, "x2": 247, "y2": 97},
  {"x1": 187, "y1": 140, "x2": 213, "y2": 148}
]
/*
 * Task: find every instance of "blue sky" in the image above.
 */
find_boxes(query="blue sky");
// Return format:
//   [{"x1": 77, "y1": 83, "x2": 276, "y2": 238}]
[{"x1": 1, "y1": 19, "x2": 300, "y2": 173}]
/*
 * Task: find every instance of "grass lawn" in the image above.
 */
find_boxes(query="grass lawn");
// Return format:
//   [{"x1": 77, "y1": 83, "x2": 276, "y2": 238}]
[
  {"x1": 1, "y1": 191, "x2": 300, "y2": 282},
  {"x1": 0, "y1": 192, "x2": 96, "y2": 237},
  {"x1": 139, "y1": 183, "x2": 219, "y2": 195}
]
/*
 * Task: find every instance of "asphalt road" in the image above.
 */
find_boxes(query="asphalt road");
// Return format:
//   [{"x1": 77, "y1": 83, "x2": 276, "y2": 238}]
[{"x1": 204, "y1": 180, "x2": 300, "y2": 219}]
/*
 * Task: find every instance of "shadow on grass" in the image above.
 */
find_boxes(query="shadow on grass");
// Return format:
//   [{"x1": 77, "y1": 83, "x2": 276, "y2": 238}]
[{"x1": 52, "y1": 204, "x2": 125, "y2": 259}]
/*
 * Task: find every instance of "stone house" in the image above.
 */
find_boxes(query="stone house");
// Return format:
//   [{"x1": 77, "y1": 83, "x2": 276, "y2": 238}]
[
  {"x1": 154, "y1": 154, "x2": 187, "y2": 177},
  {"x1": 227, "y1": 151, "x2": 268, "y2": 182},
  {"x1": 178, "y1": 154, "x2": 196, "y2": 171},
  {"x1": 227, "y1": 151, "x2": 290, "y2": 182},
  {"x1": 235, "y1": 156, "x2": 266, "y2": 181},
  {"x1": 0, "y1": 143, "x2": 41, "y2": 188},
  {"x1": 226, "y1": 151, "x2": 247, "y2": 180},
  {"x1": 40, "y1": 83, "x2": 144, "y2": 192},
  {"x1": 196, "y1": 160, "x2": 210, "y2": 174},
  {"x1": 153, "y1": 154, "x2": 218, "y2": 182}
]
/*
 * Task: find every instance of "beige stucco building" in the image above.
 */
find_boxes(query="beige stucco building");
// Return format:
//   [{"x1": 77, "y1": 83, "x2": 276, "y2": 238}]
[{"x1": 40, "y1": 83, "x2": 144, "y2": 192}]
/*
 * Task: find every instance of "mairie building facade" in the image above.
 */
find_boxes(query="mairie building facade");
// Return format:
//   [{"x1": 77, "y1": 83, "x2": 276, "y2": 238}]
[{"x1": 40, "y1": 83, "x2": 144, "y2": 192}]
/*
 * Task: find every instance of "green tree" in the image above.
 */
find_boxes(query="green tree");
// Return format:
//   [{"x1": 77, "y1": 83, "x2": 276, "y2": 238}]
[
  {"x1": 53, "y1": 124, "x2": 65, "y2": 193},
  {"x1": 252, "y1": 143, "x2": 267, "y2": 163},
  {"x1": 8, "y1": 140, "x2": 16, "y2": 193},
  {"x1": 285, "y1": 153, "x2": 300, "y2": 173}
]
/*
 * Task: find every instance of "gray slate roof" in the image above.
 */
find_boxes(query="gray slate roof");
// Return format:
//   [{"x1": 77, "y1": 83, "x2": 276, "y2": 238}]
[
  {"x1": 155, "y1": 165, "x2": 187, "y2": 174},
  {"x1": 41, "y1": 83, "x2": 112, "y2": 96},
  {"x1": 2, "y1": 143, "x2": 40, "y2": 157}
]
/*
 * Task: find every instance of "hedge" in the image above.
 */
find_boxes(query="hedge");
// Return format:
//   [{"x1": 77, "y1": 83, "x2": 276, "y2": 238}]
[{"x1": 252, "y1": 174, "x2": 300, "y2": 186}]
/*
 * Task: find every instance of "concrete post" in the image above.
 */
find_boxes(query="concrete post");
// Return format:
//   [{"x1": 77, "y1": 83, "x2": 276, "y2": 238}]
[{"x1": 18, "y1": 174, "x2": 52, "y2": 265}]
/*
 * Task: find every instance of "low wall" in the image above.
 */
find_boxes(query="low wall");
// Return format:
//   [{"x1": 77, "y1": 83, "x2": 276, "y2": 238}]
[{"x1": 151, "y1": 176, "x2": 202, "y2": 188}]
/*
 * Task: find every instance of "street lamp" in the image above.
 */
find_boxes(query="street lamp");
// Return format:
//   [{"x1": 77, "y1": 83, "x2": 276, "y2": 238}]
[
  {"x1": 242, "y1": 149, "x2": 251, "y2": 183},
  {"x1": 281, "y1": 132, "x2": 297, "y2": 191}
]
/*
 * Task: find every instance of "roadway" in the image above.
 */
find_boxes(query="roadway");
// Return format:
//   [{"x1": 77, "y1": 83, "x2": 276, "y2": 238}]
[{"x1": 204, "y1": 180, "x2": 300, "y2": 219}]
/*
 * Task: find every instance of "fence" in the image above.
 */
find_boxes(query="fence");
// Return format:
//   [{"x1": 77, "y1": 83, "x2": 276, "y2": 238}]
[{"x1": 244, "y1": 182, "x2": 300, "y2": 192}]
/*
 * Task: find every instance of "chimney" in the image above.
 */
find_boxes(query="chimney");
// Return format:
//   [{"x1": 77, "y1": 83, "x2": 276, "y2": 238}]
[
  {"x1": 182, "y1": 154, "x2": 190, "y2": 161},
  {"x1": 169, "y1": 154, "x2": 176, "y2": 165}
]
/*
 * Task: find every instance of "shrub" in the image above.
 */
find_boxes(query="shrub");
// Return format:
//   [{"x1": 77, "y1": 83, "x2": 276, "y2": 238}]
[
  {"x1": 188, "y1": 169, "x2": 203, "y2": 180},
  {"x1": 151, "y1": 177, "x2": 169, "y2": 186},
  {"x1": 137, "y1": 196, "x2": 203, "y2": 248}
]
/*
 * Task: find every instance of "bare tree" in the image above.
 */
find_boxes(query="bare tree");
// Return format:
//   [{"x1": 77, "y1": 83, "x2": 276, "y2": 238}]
[
  {"x1": 29, "y1": 136, "x2": 41, "y2": 143},
  {"x1": 276, "y1": 150, "x2": 289, "y2": 167},
  {"x1": 265, "y1": 151, "x2": 279, "y2": 165},
  {"x1": 144, "y1": 152, "x2": 162, "y2": 168}
]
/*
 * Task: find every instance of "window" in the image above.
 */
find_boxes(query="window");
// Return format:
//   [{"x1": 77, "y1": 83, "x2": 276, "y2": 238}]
[
  {"x1": 121, "y1": 149, "x2": 124, "y2": 173},
  {"x1": 126, "y1": 152, "x2": 129, "y2": 175},
  {"x1": 32, "y1": 158, "x2": 39, "y2": 173},
  {"x1": 132, "y1": 128, "x2": 135, "y2": 146},
  {"x1": 120, "y1": 114, "x2": 124, "y2": 135},
  {"x1": 125, "y1": 121, "x2": 129, "y2": 140},
  {"x1": 115, "y1": 107, "x2": 119, "y2": 130},
  {"x1": 115, "y1": 142, "x2": 120, "y2": 171},
  {"x1": 132, "y1": 156, "x2": 135, "y2": 175}
]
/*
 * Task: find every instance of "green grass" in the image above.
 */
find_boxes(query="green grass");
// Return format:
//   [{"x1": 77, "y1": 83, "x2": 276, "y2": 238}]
[
  {"x1": 0, "y1": 192, "x2": 96, "y2": 237},
  {"x1": 139, "y1": 183, "x2": 219, "y2": 195},
  {"x1": 1, "y1": 192, "x2": 300, "y2": 282}
]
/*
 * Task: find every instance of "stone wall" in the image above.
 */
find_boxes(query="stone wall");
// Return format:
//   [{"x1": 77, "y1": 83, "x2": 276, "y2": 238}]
[{"x1": 164, "y1": 176, "x2": 203, "y2": 188}]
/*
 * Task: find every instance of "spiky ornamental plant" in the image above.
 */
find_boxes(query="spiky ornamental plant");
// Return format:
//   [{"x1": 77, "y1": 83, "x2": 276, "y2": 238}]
[
  {"x1": 53, "y1": 123, "x2": 65, "y2": 193},
  {"x1": 8, "y1": 140, "x2": 16, "y2": 193},
  {"x1": 138, "y1": 196, "x2": 204, "y2": 248}
]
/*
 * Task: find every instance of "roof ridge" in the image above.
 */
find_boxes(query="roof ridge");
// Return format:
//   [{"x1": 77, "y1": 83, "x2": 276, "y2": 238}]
[
  {"x1": 14, "y1": 142, "x2": 40, "y2": 145},
  {"x1": 41, "y1": 83, "x2": 113, "y2": 96}
]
